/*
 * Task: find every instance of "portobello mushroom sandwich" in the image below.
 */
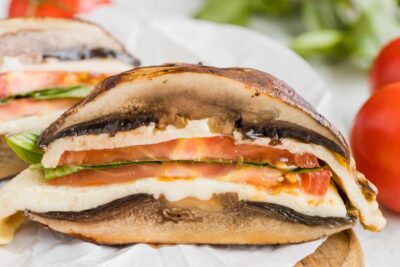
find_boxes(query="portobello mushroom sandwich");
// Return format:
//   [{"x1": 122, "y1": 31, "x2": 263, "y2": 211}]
[{"x1": 0, "y1": 64, "x2": 385, "y2": 247}]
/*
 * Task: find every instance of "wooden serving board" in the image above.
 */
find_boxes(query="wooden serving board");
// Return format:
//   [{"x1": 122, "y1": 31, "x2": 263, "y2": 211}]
[{"x1": 295, "y1": 229, "x2": 364, "y2": 267}]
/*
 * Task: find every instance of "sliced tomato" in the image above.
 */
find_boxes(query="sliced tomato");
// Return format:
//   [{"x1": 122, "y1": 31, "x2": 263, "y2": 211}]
[
  {"x1": 48, "y1": 162, "x2": 284, "y2": 187},
  {"x1": 48, "y1": 162, "x2": 331, "y2": 197},
  {"x1": 0, "y1": 71, "x2": 109, "y2": 99},
  {"x1": 0, "y1": 98, "x2": 79, "y2": 121},
  {"x1": 293, "y1": 153, "x2": 320, "y2": 168},
  {"x1": 59, "y1": 136, "x2": 319, "y2": 169},
  {"x1": 299, "y1": 168, "x2": 331, "y2": 196}
]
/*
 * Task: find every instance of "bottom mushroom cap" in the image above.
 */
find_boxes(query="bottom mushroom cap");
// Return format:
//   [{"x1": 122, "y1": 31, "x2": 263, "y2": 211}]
[{"x1": 27, "y1": 193, "x2": 355, "y2": 245}]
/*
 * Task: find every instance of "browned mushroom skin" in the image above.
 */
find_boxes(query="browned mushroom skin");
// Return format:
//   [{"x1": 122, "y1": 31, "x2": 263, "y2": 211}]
[{"x1": 39, "y1": 64, "x2": 349, "y2": 160}]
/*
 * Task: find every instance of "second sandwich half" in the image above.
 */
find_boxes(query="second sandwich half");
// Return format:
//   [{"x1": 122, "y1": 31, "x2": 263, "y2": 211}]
[{"x1": 0, "y1": 17, "x2": 139, "y2": 179}]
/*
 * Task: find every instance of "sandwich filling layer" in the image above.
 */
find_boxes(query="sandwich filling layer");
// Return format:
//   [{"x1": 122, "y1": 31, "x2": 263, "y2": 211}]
[
  {"x1": 39, "y1": 119, "x2": 386, "y2": 230},
  {"x1": 0, "y1": 71, "x2": 109, "y2": 99},
  {"x1": 0, "y1": 69, "x2": 123, "y2": 128},
  {"x1": 0, "y1": 70, "x2": 111, "y2": 124}
]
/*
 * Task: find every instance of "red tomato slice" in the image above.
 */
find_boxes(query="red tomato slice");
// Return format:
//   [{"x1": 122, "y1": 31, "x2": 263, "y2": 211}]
[
  {"x1": 49, "y1": 162, "x2": 331, "y2": 197},
  {"x1": 298, "y1": 168, "x2": 331, "y2": 196},
  {"x1": 59, "y1": 136, "x2": 320, "y2": 168},
  {"x1": 0, "y1": 98, "x2": 79, "y2": 121},
  {"x1": 0, "y1": 71, "x2": 108, "y2": 99},
  {"x1": 48, "y1": 162, "x2": 284, "y2": 188},
  {"x1": 8, "y1": 0, "x2": 111, "y2": 18}
]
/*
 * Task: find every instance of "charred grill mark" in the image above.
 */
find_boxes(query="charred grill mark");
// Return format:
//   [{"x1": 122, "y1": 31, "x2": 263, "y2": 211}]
[
  {"x1": 81, "y1": 73, "x2": 124, "y2": 104},
  {"x1": 30, "y1": 193, "x2": 354, "y2": 227},
  {"x1": 234, "y1": 116, "x2": 243, "y2": 128}
]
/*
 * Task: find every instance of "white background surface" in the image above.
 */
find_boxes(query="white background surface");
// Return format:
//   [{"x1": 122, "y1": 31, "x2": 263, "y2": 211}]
[{"x1": 0, "y1": 0, "x2": 399, "y2": 266}]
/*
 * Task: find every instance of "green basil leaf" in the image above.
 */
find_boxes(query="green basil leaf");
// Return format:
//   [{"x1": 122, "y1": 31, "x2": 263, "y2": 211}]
[
  {"x1": 44, "y1": 165, "x2": 86, "y2": 180},
  {"x1": 43, "y1": 160, "x2": 273, "y2": 180},
  {"x1": 6, "y1": 130, "x2": 43, "y2": 164},
  {"x1": 28, "y1": 86, "x2": 92, "y2": 100},
  {"x1": 43, "y1": 161, "x2": 159, "y2": 180}
]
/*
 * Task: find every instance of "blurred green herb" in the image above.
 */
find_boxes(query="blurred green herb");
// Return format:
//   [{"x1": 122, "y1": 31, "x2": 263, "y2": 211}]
[
  {"x1": 194, "y1": 0, "x2": 252, "y2": 25},
  {"x1": 194, "y1": 0, "x2": 400, "y2": 68}
]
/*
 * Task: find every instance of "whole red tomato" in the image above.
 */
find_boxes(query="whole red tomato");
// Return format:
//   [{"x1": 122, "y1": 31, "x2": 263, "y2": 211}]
[
  {"x1": 8, "y1": 0, "x2": 111, "y2": 18},
  {"x1": 351, "y1": 83, "x2": 400, "y2": 213},
  {"x1": 370, "y1": 37, "x2": 400, "y2": 93}
]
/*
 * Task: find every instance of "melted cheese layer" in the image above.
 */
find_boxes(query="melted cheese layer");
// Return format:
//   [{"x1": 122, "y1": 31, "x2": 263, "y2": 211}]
[{"x1": 0, "y1": 168, "x2": 346, "y2": 220}]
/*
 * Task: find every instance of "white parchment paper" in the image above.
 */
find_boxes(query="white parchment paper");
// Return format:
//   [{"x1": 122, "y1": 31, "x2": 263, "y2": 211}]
[
  {"x1": 0, "y1": 4, "x2": 345, "y2": 266},
  {"x1": 1, "y1": 224, "x2": 325, "y2": 267}
]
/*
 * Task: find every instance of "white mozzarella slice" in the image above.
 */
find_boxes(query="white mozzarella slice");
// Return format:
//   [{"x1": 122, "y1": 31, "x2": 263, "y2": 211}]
[{"x1": 0, "y1": 168, "x2": 347, "y2": 221}]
